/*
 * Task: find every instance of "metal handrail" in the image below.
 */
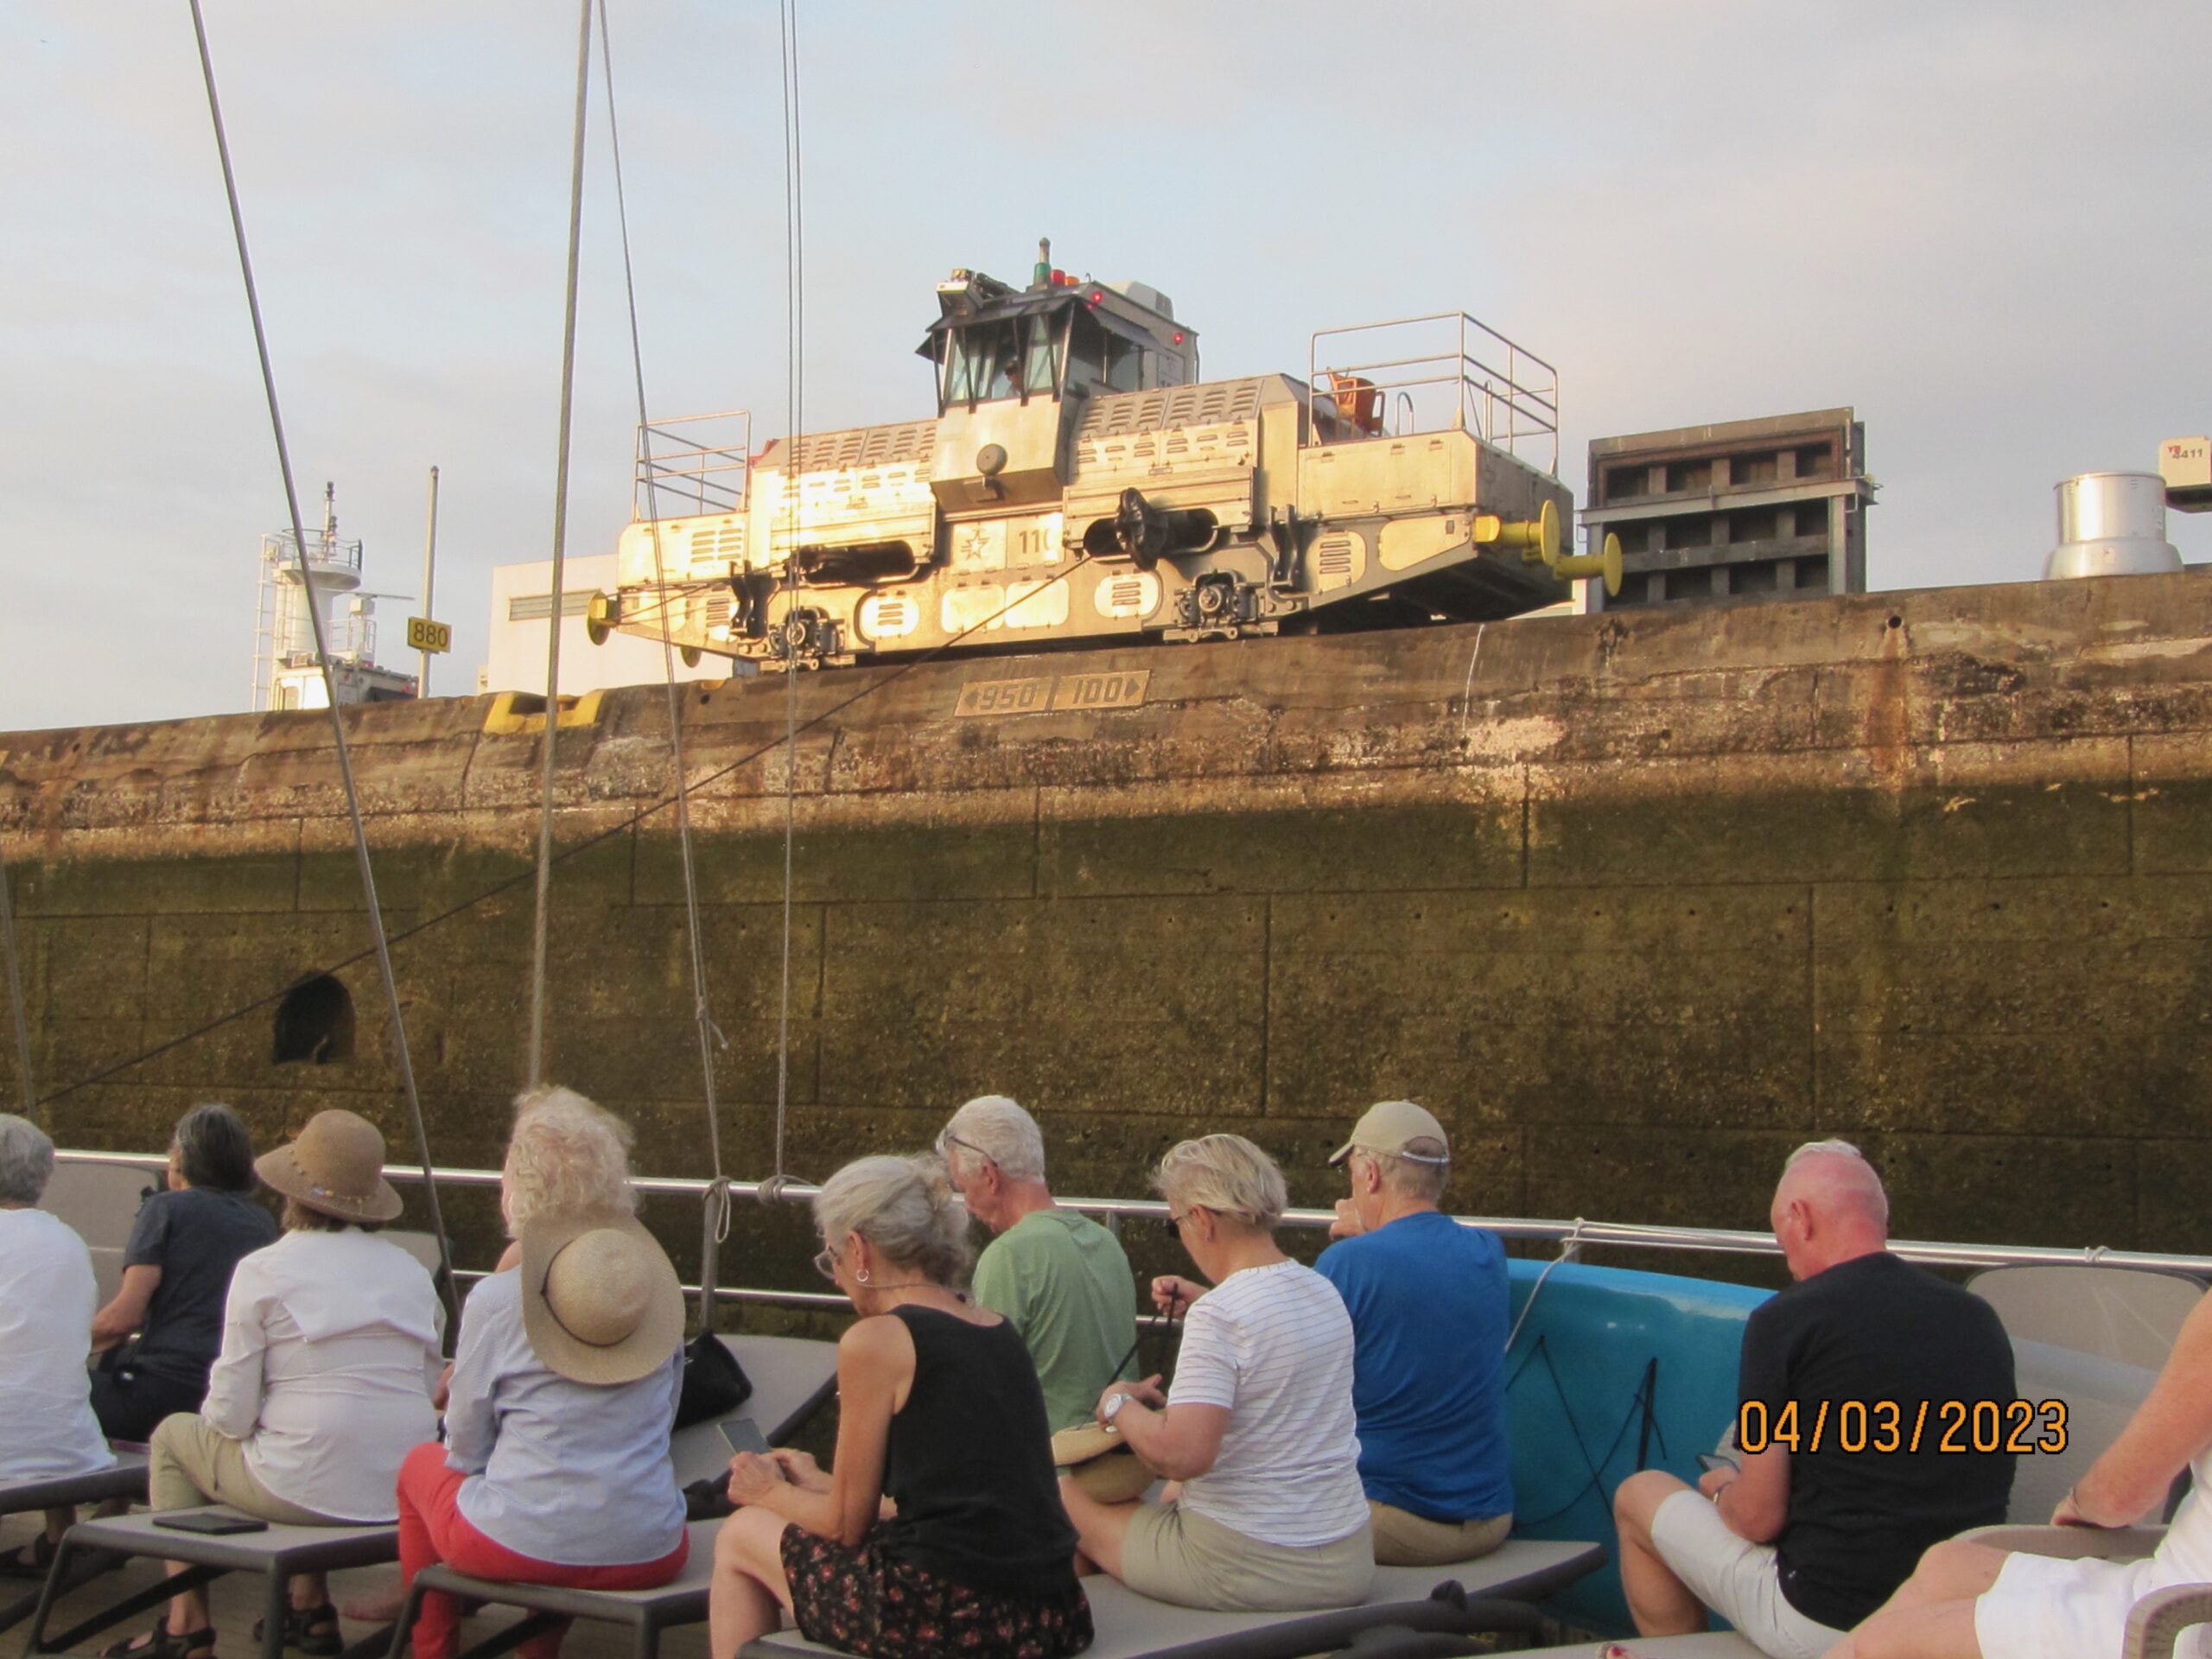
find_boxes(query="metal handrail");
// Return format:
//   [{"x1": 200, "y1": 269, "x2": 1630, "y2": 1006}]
[
  {"x1": 1306, "y1": 311, "x2": 1560, "y2": 474},
  {"x1": 636, "y1": 408, "x2": 752, "y2": 520},
  {"x1": 54, "y1": 1148, "x2": 2212, "y2": 1282}
]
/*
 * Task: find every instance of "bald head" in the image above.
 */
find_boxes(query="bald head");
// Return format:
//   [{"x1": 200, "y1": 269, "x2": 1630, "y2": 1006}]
[{"x1": 1770, "y1": 1140, "x2": 1890, "y2": 1278}]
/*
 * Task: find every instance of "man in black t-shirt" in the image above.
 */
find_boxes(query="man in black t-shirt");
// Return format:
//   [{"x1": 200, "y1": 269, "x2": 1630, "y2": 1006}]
[{"x1": 1611, "y1": 1141, "x2": 2016, "y2": 1659}]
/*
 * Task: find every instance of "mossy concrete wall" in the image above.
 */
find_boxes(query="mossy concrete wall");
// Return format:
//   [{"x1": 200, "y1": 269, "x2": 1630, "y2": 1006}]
[{"x1": 3, "y1": 569, "x2": 2210, "y2": 1284}]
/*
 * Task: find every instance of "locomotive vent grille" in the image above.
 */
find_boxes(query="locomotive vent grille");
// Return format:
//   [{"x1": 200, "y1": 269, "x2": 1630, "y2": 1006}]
[
  {"x1": 688, "y1": 522, "x2": 747, "y2": 566},
  {"x1": 1079, "y1": 377, "x2": 1268, "y2": 440},
  {"x1": 859, "y1": 594, "x2": 920, "y2": 639},
  {"x1": 1314, "y1": 531, "x2": 1362, "y2": 592},
  {"x1": 787, "y1": 419, "x2": 938, "y2": 474}
]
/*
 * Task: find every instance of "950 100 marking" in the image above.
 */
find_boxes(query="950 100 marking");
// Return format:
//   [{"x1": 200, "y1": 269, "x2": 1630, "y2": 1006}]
[{"x1": 1736, "y1": 1397, "x2": 2068, "y2": 1456}]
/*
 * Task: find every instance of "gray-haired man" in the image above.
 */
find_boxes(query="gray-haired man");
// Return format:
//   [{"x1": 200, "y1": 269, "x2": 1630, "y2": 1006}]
[{"x1": 938, "y1": 1095, "x2": 1137, "y2": 1433}]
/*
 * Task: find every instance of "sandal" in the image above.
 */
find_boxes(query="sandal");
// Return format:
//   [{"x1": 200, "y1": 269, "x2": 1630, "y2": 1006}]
[
  {"x1": 0, "y1": 1531, "x2": 57, "y2": 1578},
  {"x1": 251, "y1": 1605, "x2": 343, "y2": 1658},
  {"x1": 99, "y1": 1618, "x2": 216, "y2": 1659}
]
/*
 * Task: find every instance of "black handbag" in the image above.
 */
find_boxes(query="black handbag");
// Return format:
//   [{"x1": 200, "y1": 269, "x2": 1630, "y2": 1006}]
[{"x1": 674, "y1": 1186, "x2": 753, "y2": 1430}]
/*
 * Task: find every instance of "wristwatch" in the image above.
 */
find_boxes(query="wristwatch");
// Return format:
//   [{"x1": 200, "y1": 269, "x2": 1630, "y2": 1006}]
[{"x1": 1102, "y1": 1390, "x2": 1132, "y2": 1425}]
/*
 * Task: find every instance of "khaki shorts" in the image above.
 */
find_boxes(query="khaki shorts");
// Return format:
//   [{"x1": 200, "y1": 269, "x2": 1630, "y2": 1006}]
[
  {"x1": 1121, "y1": 1501, "x2": 1374, "y2": 1612},
  {"x1": 1649, "y1": 1489, "x2": 1844, "y2": 1659},
  {"x1": 149, "y1": 1414, "x2": 340, "y2": 1526},
  {"x1": 1367, "y1": 1503, "x2": 1512, "y2": 1567}
]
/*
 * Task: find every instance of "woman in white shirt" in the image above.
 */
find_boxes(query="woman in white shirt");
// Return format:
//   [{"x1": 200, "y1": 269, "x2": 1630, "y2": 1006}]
[
  {"x1": 1059, "y1": 1134, "x2": 1373, "y2": 1611},
  {"x1": 103, "y1": 1110, "x2": 442, "y2": 1659},
  {"x1": 0, "y1": 1114, "x2": 117, "y2": 1576}
]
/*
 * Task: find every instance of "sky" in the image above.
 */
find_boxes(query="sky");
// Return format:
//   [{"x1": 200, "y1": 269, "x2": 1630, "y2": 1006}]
[{"x1": 4, "y1": 1, "x2": 2209, "y2": 733}]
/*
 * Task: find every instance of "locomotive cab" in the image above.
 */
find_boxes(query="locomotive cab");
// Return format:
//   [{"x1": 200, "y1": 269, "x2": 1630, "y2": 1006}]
[{"x1": 920, "y1": 249, "x2": 1196, "y2": 512}]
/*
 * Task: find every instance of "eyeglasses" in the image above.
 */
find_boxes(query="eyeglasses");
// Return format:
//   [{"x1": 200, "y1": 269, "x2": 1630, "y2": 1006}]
[
  {"x1": 935, "y1": 1128, "x2": 994, "y2": 1167},
  {"x1": 812, "y1": 1246, "x2": 841, "y2": 1283},
  {"x1": 1159, "y1": 1207, "x2": 1191, "y2": 1239}
]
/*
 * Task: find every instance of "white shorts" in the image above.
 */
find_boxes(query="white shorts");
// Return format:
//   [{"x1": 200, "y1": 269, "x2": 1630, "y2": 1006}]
[{"x1": 1649, "y1": 1489, "x2": 1845, "y2": 1659}]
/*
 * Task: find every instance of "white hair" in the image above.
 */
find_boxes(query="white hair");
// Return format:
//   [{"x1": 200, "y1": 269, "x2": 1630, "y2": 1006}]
[
  {"x1": 502, "y1": 1085, "x2": 638, "y2": 1236},
  {"x1": 814, "y1": 1154, "x2": 971, "y2": 1287},
  {"x1": 1785, "y1": 1138, "x2": 1867, "y2": 1171},
  {"x1": 1364, "y1": 1135, "x2": 1450, "y2": 1204},
  {"x1": 1780, "y1": 1138, "x2": 1890, "y2": 1228},
  {"x1": 938, "y1": 1095, "x2": 1046, "y2": 1184},
  {"x1": 1154, "y1": 1134, "x2": 1287, "y2": 1230},
  {"x1": 0, "y1": 1115, "x2": 54, "y2": 1205}
]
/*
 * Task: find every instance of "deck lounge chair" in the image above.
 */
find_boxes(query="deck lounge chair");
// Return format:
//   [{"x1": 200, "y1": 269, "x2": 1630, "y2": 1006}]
[
  {"x1": 30, "y1": 1334, "x2": 841, "y2": 1659},
  {"x1": 1970, "y1": 1265, "x2": 2204, "y2": 1376},
  {"x1": 38, "y1": 1159, "x2": 158, "y2": 1306},
  {"x1": 741, "y1": 1541, "x2": 1606, "y2": 1659},
  {"x1": 0, "y1": 1455, "x2": 150, "y2": 1634},
  {"x1": 28, "y1": 1511, "x2": 402, "y2": 1659}
]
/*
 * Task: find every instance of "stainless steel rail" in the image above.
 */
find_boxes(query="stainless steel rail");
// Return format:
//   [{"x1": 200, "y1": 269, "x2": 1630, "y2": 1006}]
[{"x1": 55, "y1": 1147, "x2": 2212, "y2": 1283}]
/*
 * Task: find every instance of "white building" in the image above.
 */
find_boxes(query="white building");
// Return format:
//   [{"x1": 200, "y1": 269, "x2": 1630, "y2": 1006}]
[{"x1": 480, "y1": 553, "x2": 733, "y2": 696}]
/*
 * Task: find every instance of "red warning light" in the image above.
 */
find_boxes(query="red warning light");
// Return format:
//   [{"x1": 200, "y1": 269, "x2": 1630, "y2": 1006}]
[
  {"x1": 1051, "y1": 268, "x2": 1066, "y2": 286},
  {"x1": 1173, "y1": 331, "x2": 1185, "y2": 344},
  {"x1": 1089, "y1": 289, "x2": 1104, "y2": 304}
]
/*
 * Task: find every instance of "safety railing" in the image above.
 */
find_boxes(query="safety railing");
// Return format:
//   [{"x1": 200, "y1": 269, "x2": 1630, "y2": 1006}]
[
  {"x1": 1307, "y1": 312, "x2": 1560, "y2": 474},
  {"x1": 54, "y1": 1149, "x2": 2212, "y2": 1312},
  {"x1": 635, "y1": 408, "x2": 752, "y2": 520}
]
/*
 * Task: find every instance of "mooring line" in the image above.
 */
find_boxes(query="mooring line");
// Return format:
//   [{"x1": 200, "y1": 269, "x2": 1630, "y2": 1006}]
[
  {"x1": 594, "y1": 0, "x2": 734, "y2": 1281},
  {"x1": 770, "y1": 0, "x2": 806, "y2": 1197},
  {"x1": 0, "y1": 836, "x2": 35, "y2": 1117},
  {"x1": 186, "y1": 0, "x2": 455, "y2": 1318},
  {"x1": 524, "y1": 0, "x2": 598, "y2": 1089}
]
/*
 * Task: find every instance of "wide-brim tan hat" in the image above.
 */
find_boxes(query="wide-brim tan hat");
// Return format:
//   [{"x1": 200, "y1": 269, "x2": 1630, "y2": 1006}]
[
  {"x1": 256, "y1": 1109, "x2": 404, "y2": 1223},
  {"x1": 1051, "y1": 1423, "x2": 1154, "y2": 1503},
  {"x1": 519, "y1": 1207, "x2": 683, "y2": 1386}
]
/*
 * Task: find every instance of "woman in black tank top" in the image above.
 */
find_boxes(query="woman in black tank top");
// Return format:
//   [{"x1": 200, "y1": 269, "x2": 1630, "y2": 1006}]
[{"x1": 708, "y1": 1156, "x2": 1091, "y2": 1659}]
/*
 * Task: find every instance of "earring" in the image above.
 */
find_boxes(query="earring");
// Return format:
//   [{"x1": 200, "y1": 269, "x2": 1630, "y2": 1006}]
[{"x1": 855, "y1": 1267, "x2": 871, "y2": 1284}]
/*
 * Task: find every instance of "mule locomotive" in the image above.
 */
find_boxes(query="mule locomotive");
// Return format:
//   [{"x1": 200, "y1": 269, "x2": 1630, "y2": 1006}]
[{"x1": 590, "y1": 242, "x2": 1618, "y2": 670}]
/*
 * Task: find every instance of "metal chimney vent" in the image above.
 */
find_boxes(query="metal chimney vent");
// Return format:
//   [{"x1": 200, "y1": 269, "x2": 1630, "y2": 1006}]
[{"x1": 2044, "y1": 472, "x2": 2183, "y2": 580}]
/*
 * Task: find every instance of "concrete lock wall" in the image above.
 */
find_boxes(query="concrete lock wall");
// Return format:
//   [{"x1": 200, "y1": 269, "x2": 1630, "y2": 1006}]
[{"x1": 3, "y1": 569, "x2": 2210, "y2": 1286}]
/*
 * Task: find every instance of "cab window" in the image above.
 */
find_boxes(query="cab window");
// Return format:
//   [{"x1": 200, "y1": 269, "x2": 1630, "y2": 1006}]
[
  {"x1": 1023, "y1": 315, "x2": 1059, "y2": 396},
  {"x1": 944, "y1": 318, "x2": 1058, "y2": 407}
]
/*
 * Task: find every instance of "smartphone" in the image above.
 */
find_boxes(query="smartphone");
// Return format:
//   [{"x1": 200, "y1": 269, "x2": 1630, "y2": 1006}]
[
  {"x1": 719, "y1": 1417, "x2": 770, "y2": 1457},
  {"x1": 154, "y1": 1511, "x2": 270, "y2": 1536},
  {"x1": 1696, "y1": 1452, "x2": 1740, "y2": 1476}
]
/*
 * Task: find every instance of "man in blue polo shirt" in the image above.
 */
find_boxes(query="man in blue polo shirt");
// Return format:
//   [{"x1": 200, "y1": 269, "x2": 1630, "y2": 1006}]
[{"x1": 1316, "y1": 1100, "x2": 1514, "y2": 1566}]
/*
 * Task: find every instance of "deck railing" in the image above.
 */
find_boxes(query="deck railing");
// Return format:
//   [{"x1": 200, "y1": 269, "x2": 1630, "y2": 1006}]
[{"x1": 54, "y1": 1149, "x2": 2212, "y2": 1311}]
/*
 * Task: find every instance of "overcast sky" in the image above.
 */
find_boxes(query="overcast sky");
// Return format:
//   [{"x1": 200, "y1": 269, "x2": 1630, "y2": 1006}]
[{"x1": 5, "y1": 1, "x2": 2208, "y2": 734}]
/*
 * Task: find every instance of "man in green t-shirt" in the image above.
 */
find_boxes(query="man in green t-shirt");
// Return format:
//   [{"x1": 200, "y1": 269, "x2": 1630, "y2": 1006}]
[{"x1": 938, "y1": 1095, "x2": 1138, "y2": 1433}]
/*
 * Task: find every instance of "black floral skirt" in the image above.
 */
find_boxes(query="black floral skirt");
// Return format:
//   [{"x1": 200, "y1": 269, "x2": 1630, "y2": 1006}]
[{"x1": 779, "y1": 1525, "x2": 1093, "y2": 1659}]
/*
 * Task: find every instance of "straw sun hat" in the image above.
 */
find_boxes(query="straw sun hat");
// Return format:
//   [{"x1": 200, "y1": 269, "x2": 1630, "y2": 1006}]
[
  {"x1": 255, "y1": 1109, "x2": 404, "y2": 1224},
  {"x1": 1051, "y1": 1421, "x2": 1155, "y2": 1503},
  {"x1": 520, "y1": 1208, "x2": 684, "y2": 1386}
]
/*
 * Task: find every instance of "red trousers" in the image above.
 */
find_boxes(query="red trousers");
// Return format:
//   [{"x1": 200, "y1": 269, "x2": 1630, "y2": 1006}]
[{"x1": 396, "y1": 1441, "x2": 690, "y2": 1659}]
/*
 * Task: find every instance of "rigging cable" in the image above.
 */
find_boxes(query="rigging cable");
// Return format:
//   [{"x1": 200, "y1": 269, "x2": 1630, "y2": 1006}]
[
  {"x1": 593, "y1": 0, "x2": 735, "y2": 1297},
  {"x1": 35, "y1": 554, "x2": 1098, "y2": 1116},
  {"x1": 0, "y1": 836, "x2": 35, "y2": 1117},
  {"x1": 184, "y1": 0, "x2": 456, "y2": 1320},
  {"x1": 524, "y1": 0, "x2": 599, "y2": 1087},
  {"x1": 766, "y1": 0, "x2": 805, "y2": 1200}
]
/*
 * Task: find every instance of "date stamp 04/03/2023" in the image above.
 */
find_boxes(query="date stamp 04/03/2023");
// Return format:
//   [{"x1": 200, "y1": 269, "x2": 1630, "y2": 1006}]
[{"x1": 1737, "y1": 1398, "x2": 2069, "y2": 1456}]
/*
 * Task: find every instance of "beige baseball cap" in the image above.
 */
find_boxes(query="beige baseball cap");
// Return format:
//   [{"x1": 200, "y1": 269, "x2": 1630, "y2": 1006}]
[{"x1": 1328, "y1": 1099, "x2": 1450, "y2": 1166}]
